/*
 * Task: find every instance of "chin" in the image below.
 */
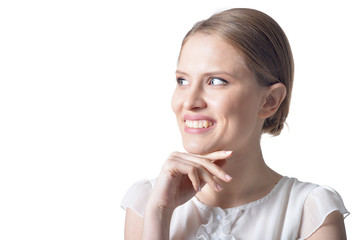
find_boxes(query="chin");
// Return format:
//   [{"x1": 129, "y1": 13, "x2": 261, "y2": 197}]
[{"x1": 183, "y1": 140, "x2": 218, "y2": 155}]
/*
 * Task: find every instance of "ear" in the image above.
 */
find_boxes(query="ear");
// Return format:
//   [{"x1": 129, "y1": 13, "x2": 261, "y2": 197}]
[{"x1": 259, "y1": 83, "x2": 287, "y2": 119}]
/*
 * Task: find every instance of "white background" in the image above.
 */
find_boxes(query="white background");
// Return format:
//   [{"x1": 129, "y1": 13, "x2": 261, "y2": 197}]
[{"x1": 0, "y1": 0, "x2": 359, "y2": 239}]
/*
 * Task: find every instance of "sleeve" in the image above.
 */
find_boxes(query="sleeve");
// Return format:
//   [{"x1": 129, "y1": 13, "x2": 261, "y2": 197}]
[
  {"x1": 298, "y1": 185, "x2": 349, "y2": 239},
  {"x1": 121, "y1": 179, "x2": 154, "y2": 217}
]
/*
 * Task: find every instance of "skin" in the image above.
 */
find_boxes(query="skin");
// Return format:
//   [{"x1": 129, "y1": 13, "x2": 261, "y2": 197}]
[{"x1": 124, "y1": 33, "x2": 346, "y2": 240}]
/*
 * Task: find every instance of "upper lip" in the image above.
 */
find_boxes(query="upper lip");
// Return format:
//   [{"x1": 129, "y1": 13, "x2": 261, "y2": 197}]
[{"x1": 183, "y1": 114, "x2": 216, "y2": 122}]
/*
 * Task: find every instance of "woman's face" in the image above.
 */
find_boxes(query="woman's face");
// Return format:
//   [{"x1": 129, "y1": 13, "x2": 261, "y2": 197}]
[{"x1": 171, "y1": 33, "x2": 267, "y2": 154}]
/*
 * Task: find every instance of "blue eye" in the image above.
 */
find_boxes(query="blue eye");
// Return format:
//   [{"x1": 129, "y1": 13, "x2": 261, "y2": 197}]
[
  {"x1": 210, "y1": 78, "x2": 228, "y2": 85},
  {"x1": 177, "y1": 78, "x2": 189, "y2": 86}
]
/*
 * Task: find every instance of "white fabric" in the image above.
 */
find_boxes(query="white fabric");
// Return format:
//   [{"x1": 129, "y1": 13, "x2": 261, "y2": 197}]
[{"x1": 121, "y1": 177, "x2": 349, "y2": 240}]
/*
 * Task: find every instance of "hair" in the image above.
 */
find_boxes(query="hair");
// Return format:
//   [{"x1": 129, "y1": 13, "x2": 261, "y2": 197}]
[{"x1": 180, "y1": 8, "x2": 294, "y2": 136}]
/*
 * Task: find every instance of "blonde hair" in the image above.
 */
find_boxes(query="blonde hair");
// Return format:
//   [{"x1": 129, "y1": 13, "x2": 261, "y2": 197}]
[{"x1": 181, "y1": 8, "x2": 294, "y2": 136}]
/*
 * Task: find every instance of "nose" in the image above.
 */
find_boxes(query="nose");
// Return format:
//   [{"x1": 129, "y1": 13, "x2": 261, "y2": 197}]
[{"x1": 183, "y1": 85, "x2": 207, "y2": 110}]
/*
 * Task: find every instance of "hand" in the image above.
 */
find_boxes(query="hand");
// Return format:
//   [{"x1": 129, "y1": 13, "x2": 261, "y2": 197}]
[{"x1": 148, "y1": 150, "x2": 233, "y2": 212}]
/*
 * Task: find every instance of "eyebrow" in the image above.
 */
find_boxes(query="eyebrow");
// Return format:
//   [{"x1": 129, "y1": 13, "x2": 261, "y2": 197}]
[{"x1": 175, "y1": 70, "x2": 235, "y2": 78}]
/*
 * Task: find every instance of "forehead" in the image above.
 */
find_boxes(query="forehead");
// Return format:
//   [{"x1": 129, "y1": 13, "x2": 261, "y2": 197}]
[{"x1": 177, "y1": 33, "x2": 248, "y2": 76}]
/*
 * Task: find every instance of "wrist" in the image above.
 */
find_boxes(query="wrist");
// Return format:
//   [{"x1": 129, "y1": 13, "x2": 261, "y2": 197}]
[
  {"x1": 145, "y1": 199, "x2": 174, "y2": 220},
  {"x1": 142, "y1": 199, "x2": 173, "y2": 240}
]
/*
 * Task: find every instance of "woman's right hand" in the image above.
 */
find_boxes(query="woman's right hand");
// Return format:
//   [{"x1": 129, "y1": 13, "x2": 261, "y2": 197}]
[{"x1": 147, "y1": 150, "x2": 233, "y2": 212}]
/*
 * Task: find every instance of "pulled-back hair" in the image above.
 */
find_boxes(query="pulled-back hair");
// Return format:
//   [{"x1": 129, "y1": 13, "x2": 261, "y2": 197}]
[{"x1": 181, "y1": 8, "x2": 294, "y2": 136}]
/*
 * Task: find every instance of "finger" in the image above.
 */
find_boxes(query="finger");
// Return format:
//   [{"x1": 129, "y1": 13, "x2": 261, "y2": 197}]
[
  {"x1": 168, "y1": 157, "x2": 223, "y2": 192},
  {"x1": 197, "y1": 167, "x2": 223, "y2": 192},
  {"x1": 187, "y1": 166, "x2": 201, "y2": 192},
  {"x1": 164, "y1": 158, "x2": 203, "y2": 192},
  {"x1": 174, "y1": 153, "x2": 232, "y2": 183},
  {"x1": 170, "y1": 150, "x2": 232, "y2": 162},
  {"x1": 201, "y1": 150, "x2": 233, "y2": 161},
  {"x1": 171, "y1": 158, "x2": 207, "y2": 192}
]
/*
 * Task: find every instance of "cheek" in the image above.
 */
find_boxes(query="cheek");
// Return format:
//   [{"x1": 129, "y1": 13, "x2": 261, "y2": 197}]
[
  {"x1": 209, "y1": 91, "x2": 243, "y2": 114},
  {"x1": 213, "y1": 91, "x2": 260, "y2": 125}
]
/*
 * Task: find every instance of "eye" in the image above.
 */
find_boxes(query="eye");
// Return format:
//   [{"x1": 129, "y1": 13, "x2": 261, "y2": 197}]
[
  {"x1": 210, "y1": 77, "x2": 228, "y2": 85},
  {"x1": 176, "y1": 78, "x2": 190, "y2": 86}
]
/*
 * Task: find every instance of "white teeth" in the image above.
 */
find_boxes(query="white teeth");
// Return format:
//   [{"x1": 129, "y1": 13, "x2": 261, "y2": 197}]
[{"x1": 185, "y1": 120, "x2": 215, "y2": 129}]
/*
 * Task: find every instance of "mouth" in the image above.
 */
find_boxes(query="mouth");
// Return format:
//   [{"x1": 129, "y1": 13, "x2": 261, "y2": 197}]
[
  {"x1": 184, "y1": 120, "x2": 216, "y2": 129},
  {"x1": 183, "y1": 115, "x2": 217, "y2": 134}
]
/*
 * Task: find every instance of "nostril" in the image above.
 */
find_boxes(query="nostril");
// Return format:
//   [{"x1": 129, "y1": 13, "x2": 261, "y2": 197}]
[{"x1": 184, "y1": 97, "x2": 207, "y2": 110}]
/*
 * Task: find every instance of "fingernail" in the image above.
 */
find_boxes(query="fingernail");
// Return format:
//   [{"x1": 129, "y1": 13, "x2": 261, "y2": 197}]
[
  {"x1": 216, "y1": 184, "x2": 223, "y2": 191},
  {"x1": 225, "y1": 174, "x2": 232, "y2": 181},
  {"x1": 225, "y1": 151, "x2": 233, "y2": 155},
  {"x1": 198, "y1": 186, "x2": 202, "y2": 192}
]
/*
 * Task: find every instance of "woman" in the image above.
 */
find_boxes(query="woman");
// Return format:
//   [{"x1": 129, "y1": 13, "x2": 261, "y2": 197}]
[{"x1": 122, "y1": 8, "x2": 349, "y2": 239}]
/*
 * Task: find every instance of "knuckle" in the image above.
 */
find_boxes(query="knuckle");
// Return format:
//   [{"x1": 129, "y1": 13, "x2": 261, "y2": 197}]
[
  {"x1": 198, "y1": 157, "x2": 210, "y2": 166},
  {"x1": 168, "y1": 151, "x2": 178, "y2": 158},
  {"x1": 208, "y1": 178, "x2": 218, "y2": 187},
  {"x1": 167, "y1": 151, "x2": 181, "y2": 161},
  {"x1": 215, "y1": 167, "x2": 226, "y2": 175},
  {"x1": 163, "y1": 159, "x2": 176, "y2": 170},
  {"x1": 189, "y1": 165, "x2": 198, "y2": 174}
]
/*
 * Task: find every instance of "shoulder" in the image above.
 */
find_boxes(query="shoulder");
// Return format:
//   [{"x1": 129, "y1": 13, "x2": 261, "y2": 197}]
[
  {"x1": 279, "y1": 177, "x2": 347, "y2": 209},
  {"x1": 295, "y1": 180, "x2": 349, "y2": 239},
  {"x1": 121, "y1": 179, "x2": 156, "y2": 217},
  {"x1": 275, "y1": 177, "x2": 318, "y2": 205},
  {"x1": 274, "y1": 177, "x2": 349, "y2": 239},
  {"x1": 283, "y1": 177, "x2": 317, "y2": 193}
]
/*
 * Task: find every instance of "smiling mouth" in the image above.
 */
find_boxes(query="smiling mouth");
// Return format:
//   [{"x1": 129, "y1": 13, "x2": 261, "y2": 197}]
[{"x1": 185, "y1": 120, "x2": 216, "y2": 129}]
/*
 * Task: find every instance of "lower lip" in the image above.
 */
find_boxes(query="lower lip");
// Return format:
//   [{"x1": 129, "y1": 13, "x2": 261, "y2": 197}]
[{"x1": 184, "y1": 124, "x2": 216, "y2": 134}]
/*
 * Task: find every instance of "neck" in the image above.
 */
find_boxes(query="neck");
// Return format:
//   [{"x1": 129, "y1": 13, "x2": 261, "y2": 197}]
[{"x1": 196, "y1": 142, "x2": 282, "y2": 208}]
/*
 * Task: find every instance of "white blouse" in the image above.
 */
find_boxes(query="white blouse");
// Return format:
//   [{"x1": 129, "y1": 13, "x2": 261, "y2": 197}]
[{"x1": 121, "y1": 176, "x2": 349, "y2": 240}]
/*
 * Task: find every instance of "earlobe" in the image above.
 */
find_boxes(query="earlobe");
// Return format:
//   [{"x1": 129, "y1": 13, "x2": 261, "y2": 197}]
[{"x1": 259, "y1": 83, "x2": 286, "y2": 119}]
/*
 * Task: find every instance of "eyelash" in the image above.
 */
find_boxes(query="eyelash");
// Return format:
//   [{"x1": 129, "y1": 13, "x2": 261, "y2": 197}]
[
  {"x1": 209, "y1": 77, "x2": 228, "y2": 85},
  {"x1": 176, "y1": 78, "x2": 189, "y2": 86},
  {"x1": 176, "y1": 77, "x2": 229, "y2": 86}
]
